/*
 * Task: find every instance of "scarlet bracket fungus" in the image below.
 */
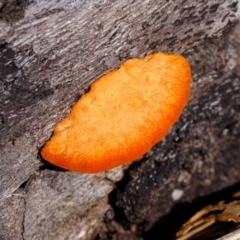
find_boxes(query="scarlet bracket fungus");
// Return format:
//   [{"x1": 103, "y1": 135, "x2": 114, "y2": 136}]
[{"x1": 41, "y1": 52, "x2": 192, "y2": 173}]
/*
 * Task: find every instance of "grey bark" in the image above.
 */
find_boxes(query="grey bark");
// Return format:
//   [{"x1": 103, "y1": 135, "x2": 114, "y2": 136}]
[{"x1": 0, "y1": 0, "x2": 239, "y2": 239}]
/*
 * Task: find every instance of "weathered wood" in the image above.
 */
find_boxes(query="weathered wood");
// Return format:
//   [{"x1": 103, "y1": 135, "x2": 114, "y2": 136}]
[{"x1": 0, "y1": 0, "x2": 239, "y2": 239}]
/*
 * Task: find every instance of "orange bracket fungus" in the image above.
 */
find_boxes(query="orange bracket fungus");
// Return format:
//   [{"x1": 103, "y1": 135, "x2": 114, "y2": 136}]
[{"x1": 41, "y1": 52, "x2": 192, "y2": 173}]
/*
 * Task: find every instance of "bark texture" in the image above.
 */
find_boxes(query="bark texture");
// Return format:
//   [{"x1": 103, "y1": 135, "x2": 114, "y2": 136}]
[{"x1": 0, "y1": 0, "x2": 239, "y2": 239}]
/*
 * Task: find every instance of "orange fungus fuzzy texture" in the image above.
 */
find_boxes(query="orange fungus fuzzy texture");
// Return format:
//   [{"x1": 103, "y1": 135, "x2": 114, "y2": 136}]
[{"x1": 41, "y1": 52, "x2": 192, "y2": 173}]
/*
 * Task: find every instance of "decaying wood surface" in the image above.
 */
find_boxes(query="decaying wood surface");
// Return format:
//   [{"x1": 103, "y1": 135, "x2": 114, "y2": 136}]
[{"x1": 0, "y1": 0, "x2": 239, "y2": 239}]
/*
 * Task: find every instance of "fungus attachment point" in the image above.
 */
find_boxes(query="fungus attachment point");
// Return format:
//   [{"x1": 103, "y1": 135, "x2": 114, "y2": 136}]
[{"x1": 41, "y1": 52, "x2": 192, "y2": 173}]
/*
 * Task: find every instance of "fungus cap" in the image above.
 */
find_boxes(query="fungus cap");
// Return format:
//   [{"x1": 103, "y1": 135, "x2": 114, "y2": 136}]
[{"x1": 41, "y1": 52, "x2": 192, "y2": 173}]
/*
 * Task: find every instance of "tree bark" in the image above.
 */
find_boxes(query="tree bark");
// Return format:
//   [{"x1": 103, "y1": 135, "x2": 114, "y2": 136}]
[{"x1": 0, "y1": 0, "x2": 239, "y2": 239}]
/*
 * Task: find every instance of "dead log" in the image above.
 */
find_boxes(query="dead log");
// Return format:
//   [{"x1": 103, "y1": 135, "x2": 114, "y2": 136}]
[{"x1": 0, "y1": 0, "x2": 239, "y2": 239}]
